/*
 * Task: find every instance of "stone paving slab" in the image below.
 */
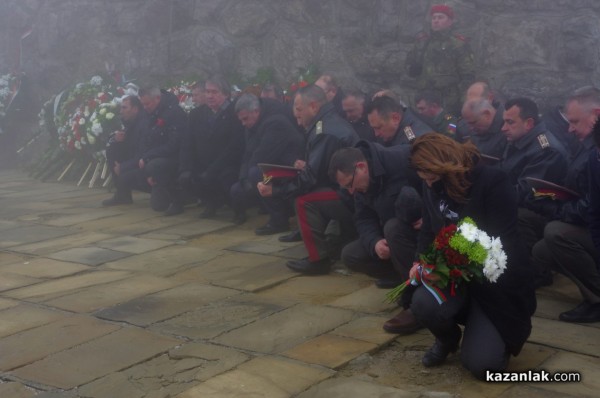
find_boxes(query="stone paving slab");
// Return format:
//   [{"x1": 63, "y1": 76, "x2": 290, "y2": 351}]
[
  {"x1": 96, "y1": 235, "x2": 173, "y2": 254},
  {"x1": 0, "y1": 304, "x2": 65, "y2": 338},
  {"x1": 225, "y1": 241, "x2": 290, "y2": 255},
  {"x1": 213, "y1": 303, "x2": 354, "y2": 354},
  {"x1": 283, "y1": 334, "x2": 378, "y2": 369},
  {"x1": 103, "y1": 245, "x2": 220, "y2": 276},
  {"x1": 328, "y1": 284, "x2": 400, "y2": 314},
  {"x1": 272, "y1": 243, "x2": 308, "y2": 259},
  {"x1": 0, "y1": 251, "x2": 30, "y2": 265},
  {"x1": 534, "y1": 351, "x2": 599, "y2": 397},
  {"x1": 0, "y1": 258, "x2": 90, "y2": 279},
  {"x1": 331, "y1": 315, "x2": 399, "y2": 345},
  {"x1": 101, "y1": 216, "x2": 195, "y2": 236},
  {"x1": 0, "y1": 297, "x2": 18, "y2": 310},
  {"x1": 529, "y1": 317, "x2": 600, "y2": 357},
  {"x1": 256, "y1": 273, "x2": 373, "y2": 305},
  {"x1": 75, "y1": 209, "x2": 163, "y2": 232},
  {"x1": 0, "y1": 381, "x2": 36, "y2": 398},
  {"x1": 43, "y1": 274, "x2": 181, "y2": 313},
  {"x1": 146, "y1": 219, "x2": 235, "y2": 240},
  {"x1": 0, "y1": 271, "x2": 40, "y2": 292},
  {"x1": 176, "y1": 356, "x2": 334, "y2": 398},
  {"x1": 78, "y1": 343, "x2": 250, "y2": 398},
  {"x1": 48, "y1": 246, "x2": 132, "y2": 266},
  {"x1": 150, "y1": 294, "x2": 288, "y2": 339},
  {"x1": 11, "y1": 328, "x2": 181, "y2": 389},
  {"x1": 7, "y1": 232, "x2": 115, "y2": 256},
  {"x1": 40, "y1": 210, "x2": 124, "y2": 227},
  {"x1": 0, "y1": 316, "x2": 120, "y2": 371},
  {"x1": 170, "y1": 252, "x2": 296, "y2": 292},
  {"x1": 95, "y1": 283, "x2": 241, "y2": 326},
  {"x1": 0, "y1": 225, "x2": 75, "y2": 248},
  {"x1": 296, "y1": 377, "x2": 418, "y2": 398},
  {"x1": 3, "y1": 270, "x2": 132, "y2": 302}
]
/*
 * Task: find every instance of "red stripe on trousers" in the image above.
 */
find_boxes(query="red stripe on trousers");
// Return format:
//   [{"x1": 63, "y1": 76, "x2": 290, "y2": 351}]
[{"x1": 295, "y1": 190, "x2": 341, "y2": 262}]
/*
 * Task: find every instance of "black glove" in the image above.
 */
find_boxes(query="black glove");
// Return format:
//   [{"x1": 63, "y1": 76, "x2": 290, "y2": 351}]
[{"x1": 524, "y1": 195, "x2": 560, "y2": 219}]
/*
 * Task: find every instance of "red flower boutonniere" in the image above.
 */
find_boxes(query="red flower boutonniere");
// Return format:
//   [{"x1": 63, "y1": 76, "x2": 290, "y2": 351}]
[{"x1": 156, "y1": 118, "x2": 165, "y2": 127}]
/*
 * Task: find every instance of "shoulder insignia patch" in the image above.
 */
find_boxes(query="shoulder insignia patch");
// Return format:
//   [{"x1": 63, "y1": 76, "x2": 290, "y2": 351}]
[
  {"x1": 537, "y1": 134, "x2": 550, "y2": 149},
  {"x1": 404, "y1": 126, "x2": 416, "y2": 141},
  {"x1": 316, "y1": 120, "x2": 323, "y2": 135}
]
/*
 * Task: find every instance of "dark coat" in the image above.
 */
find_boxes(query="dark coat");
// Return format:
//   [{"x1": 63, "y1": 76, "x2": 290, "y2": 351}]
[
  {"x1": 387, "y1": 108, "x2": 434, "y2": 147},
  {"x1": 499, "y1": 123, "x2": 568, "y2": 205},
  {"x1": 139, "y1": 90, "x2": 187, "y2": 164},
  {"x1": 114, "y1": 111, "x2": 151, "y2": 173},
  {"x1": 350, "y1": 115, "x2": 377, "y2": 142},
  {"x1": 180, "y1": 99, "x2": 245, "y2": 180},
  {"x1": 354, "y1": 141, "x2": 420, "y2": 256},
  {"x1": 588, "y1": 148, "x2": 600, "y2": 253},
  {"x1": 468, "y1": 106, "x2": 507, "y2": 159},
  {"x1": 542, "y1": 105, "x2": 575, "y2": 150},
  {"x1": 239, "y1": 98, "x2": 305, "y2": 179},
  {"x1": 418, "y1": 164, "x2": 536, "y2": 356},
  {"x1": 273, "y1": 102, "x2": 358, "y2": 199}
]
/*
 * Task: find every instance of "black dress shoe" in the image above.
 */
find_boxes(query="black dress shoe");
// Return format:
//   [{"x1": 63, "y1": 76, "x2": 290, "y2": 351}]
[
  {"x1": 102, "y1": 196, "x2": 133, "y2": 207},
  {"x1": 375, "y1": 278, "x2": 404, "y2": 289},
  {"x1": 278, "y1": 230, "x2": 302, "y2": 242},
  {"x1": 255, "y1": 223, "x2": 289, "y2": 236},
  {"x1": 422, "y1": 339, "x2": 459, "y2": 367},
  {"x1": 164, "y1": 203, "x2": 184, "y2": 216},
  {"x1": 286, "y1": 257, "x2": 332, "y2": 275},
  {"x1": 559, "y1": 301, "x2": 600, "y2": 323},
  {"x1": 383, "y1": 309, "x2": 423, "y2": 334}
]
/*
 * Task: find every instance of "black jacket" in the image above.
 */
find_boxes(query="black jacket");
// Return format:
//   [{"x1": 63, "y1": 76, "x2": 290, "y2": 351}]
[
  {"x1": 273, "y1": 102, "x2": 358, "y2": 199},
  {"x1": 468, "y1": 107, "x2": 507, "y2": 159},
  {"x1": 418, "y1": 164, "x2": 536, "y2": 356},
  {"x1": 239, "y1": 98, "x2": 305, "y2": 179},
  {"x1": 350, "y1": 115, "x2": 377, "y2": 142},
  {"x1": 180, "y1": 99, "x2": 245, "y2": 179},
  {"x1": 387, "y1": 108, "x2": 434, "y2": 147},
  {"x1": 354, "y1": 141, "x2": 420, "y2": 256},
  {"x1": 140, "y1": 90, "x2": 187, "y2": 164},
  {"x1": 499, "y1": 123, "x2": 567, "y2": 205},
  {"x1": 117, "y1": 111, "x2": 152, "y2": 173}
]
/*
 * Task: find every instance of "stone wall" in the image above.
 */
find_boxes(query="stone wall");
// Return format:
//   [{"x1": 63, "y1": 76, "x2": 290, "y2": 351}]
[{"x1": 2, "y1": 0, "x2": 600, "y2": 111}]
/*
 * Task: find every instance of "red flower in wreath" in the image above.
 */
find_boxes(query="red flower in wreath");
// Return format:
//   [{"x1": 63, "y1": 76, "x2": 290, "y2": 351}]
[{"x1": 156, "y1": 118, "x2": 165, "y2": 127}]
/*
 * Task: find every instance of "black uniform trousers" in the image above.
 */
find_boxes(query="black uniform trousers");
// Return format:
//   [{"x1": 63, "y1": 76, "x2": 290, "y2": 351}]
[
  {"x1": 295, "y1": 188, "x2": 357, "y2": 262},
  {"x1": 533, "y1": 221, "x2": 600, "y2": 303},
  {"x1": 411, "y1": 286, "x2": 509, "y2": 380},
  {"x1": 116, "y1": 157, "x2": 178, "y2": 212}
]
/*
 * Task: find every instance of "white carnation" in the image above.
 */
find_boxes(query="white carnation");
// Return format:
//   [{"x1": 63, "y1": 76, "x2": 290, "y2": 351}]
[
  {"x1": 87, "y1": 134, "x2": 96, "y2": 145},
  {"x1": 91, "y1": 123, "x2": 103, "y2": 135},
  {"x1": 90, "y1": 75, "x2": 103, "y2": 86},
  {"x1": 78, "y1": 118, "x2": 86, "y2": 125},
  {"x1": 106, "y1": 112, "x2": 114, "y2": 120},
  {"x1": 459, "y1": 223, "x2": 478, "y2": 242}
]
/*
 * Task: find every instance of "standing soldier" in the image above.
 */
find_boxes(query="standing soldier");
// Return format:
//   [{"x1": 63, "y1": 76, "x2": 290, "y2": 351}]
[{"x1": 406, "y1": 4, "x2": 475, "y2": 115}]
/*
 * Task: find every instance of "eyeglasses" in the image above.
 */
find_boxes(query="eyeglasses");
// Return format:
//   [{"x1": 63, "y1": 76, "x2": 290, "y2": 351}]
[{"x1": 342, "y1": 164, "x2": 358, "y2": 190}]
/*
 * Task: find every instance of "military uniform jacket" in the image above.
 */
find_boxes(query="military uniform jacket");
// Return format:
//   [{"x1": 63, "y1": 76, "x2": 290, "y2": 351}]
[
  {"x1": 469, "y1": 107, "x2": 507, "y2": 159},
  {"x1": 354, "y1": 141, "x2": 419, "y2": 257},
  {"x1": 140, "y1": 90, "x2": 188, "y2": 164},
  {"x1": 406, "y1": 29, "x2": 475, "y2": 94},
  {"x1": 499, "y1": 123, "x2": 568, "y2": 205},
  {"x1": 387, "y1": 108, "x2": 434, "y2": 147},
  {"x1": 239, "y1": 98, "x2": 305, "y2": 180},
  {"x1": 273, "y1": 102, "x2": 358, "y2": 199},
  {"x1": 431, "y1": 110, "x2": 458, "y2": 139},
  {"x1": 350, "y1": 114, "x2": 377, "y2": 142},
  {"x1": 553, "y1": 135, "x2": 595, "y2": 225}
]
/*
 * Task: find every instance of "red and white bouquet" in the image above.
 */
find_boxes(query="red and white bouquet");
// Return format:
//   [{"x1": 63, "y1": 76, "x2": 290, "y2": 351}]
[{"x1": 386, "y1": 217, "x2": 507, "y2": 304}]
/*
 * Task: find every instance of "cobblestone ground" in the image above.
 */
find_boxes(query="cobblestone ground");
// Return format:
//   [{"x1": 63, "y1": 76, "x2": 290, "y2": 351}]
[{"x1": 0, "y1": 170, "x2": 598, "y2": 397}]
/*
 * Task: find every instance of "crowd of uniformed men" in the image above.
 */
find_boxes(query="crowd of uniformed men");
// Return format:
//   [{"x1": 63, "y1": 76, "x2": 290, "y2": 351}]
[{"x1": 102, "y1": 3, "x2": 600, "y2": 345}]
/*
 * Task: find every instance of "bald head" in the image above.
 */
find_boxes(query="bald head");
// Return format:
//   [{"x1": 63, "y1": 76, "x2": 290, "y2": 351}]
[{"x1": 466, "y1": 82, "x2": 493, "y2": 103}]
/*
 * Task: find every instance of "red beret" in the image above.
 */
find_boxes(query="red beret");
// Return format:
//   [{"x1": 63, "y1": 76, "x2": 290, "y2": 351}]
[{"x1": 430, "y1": 4, "x2": 454, "y2": 19}]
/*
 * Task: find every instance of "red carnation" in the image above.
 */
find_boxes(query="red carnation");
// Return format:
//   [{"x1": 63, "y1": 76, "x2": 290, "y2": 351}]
[
  {"x1": 299, "y1": 80, "x2": 308, "y2": 88},
  {"x1": 290, "y1": 83, "x2": 298, "y2": 92},
  {"x1": 156, "y1": 118, "x2": 165, "y2": 127}
]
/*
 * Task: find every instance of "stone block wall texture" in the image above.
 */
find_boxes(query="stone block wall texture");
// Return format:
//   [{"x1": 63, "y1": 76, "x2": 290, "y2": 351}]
[{"x1": 1, "y1": 0, "x2": 600, "y2": 111}]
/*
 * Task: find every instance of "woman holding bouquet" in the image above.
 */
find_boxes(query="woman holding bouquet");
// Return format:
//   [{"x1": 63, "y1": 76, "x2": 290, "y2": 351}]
[{"x1": 408, "y1": 133, "x2": 536, "y2": 379}]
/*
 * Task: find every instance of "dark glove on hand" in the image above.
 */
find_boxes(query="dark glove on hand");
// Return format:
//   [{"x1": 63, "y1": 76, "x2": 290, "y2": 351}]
[{"x1": 525, "y1": 197, "x2": 560, "y2": 219}]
